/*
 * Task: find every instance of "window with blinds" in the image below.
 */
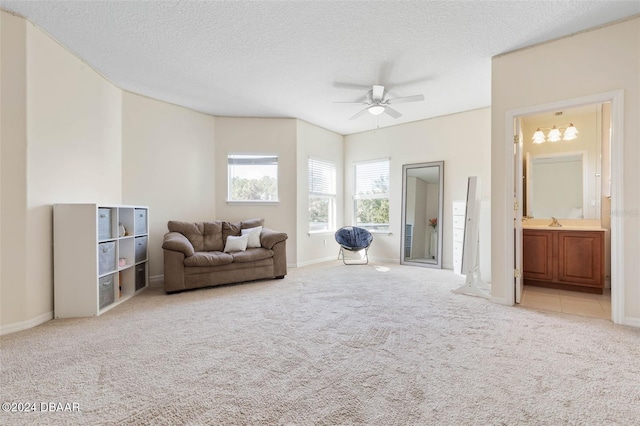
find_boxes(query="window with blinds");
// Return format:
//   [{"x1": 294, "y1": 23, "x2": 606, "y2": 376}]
[
  {"x1": 354, "y1": 159, "x2": 389, "y2": 231},
  {"x1": 228, "y1": 154, "x2": 278, "y2": 201},
  {"x1": 309, "y1": 158, "x2": 336, "y2": 232}
]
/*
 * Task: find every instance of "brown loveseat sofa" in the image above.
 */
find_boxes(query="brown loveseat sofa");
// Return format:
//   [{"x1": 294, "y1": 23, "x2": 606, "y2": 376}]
[{"x1": 162, "y1": 218, "x2": 288, "y2": 293}]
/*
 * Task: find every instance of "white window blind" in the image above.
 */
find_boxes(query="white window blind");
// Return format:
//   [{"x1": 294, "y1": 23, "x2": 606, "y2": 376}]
[
  {"x1": 309, "y1": 158, "x2": 336, "y2": 196},
  {"x1": 355, "y1": 160, "x2": 389, "y2": 197},
  {"x1": 308, "y1": 158, "x2": 336, "y2": 232},
  {"x1": 228, "y1": 155, "x2": 278, "y2": 166}
]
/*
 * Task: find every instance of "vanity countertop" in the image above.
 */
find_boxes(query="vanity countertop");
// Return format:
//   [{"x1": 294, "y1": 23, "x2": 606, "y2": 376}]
[
  {"x1": 522, "y1": 224, "x2": 606, "y2": 231},
  {"x1": 522, "y1": 219, "x2": 605, "y2": 231}
]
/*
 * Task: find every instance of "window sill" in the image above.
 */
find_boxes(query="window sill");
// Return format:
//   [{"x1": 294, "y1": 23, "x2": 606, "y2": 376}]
[
  {"x1": 308, "y1": 230, "x2": 335, "y2": 236},
  {"x1": 369, "y1": 230, "x2": 392, "y2": 235},
  {"x1": 226, "y1": 200, "x2": 280, "y2": 206}
]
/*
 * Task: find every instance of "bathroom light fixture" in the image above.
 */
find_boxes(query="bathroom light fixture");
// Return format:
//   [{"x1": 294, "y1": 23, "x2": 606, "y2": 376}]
[
  {"x1": 368, "y1": 105, "x2": 385, "y2": 116},
  {"x1": 532, "y1": 123, "x2": 579, "y2": 144}
]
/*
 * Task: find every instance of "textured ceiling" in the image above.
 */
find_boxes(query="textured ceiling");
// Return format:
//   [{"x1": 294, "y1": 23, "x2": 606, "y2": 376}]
[{"x1": 2, "y1": 1, "x2": 639, "y2": 135}]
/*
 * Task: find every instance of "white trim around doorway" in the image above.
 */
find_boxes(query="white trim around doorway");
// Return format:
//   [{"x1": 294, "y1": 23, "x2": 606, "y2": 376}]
[{"x1": 503, "y1": 90, "x2": 625, "y2": 324}]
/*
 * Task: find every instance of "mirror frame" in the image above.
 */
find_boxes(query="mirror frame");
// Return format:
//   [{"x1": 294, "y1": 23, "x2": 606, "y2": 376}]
[{"x1": 400, "y1": 161, "x2": 444, "y2": 269}]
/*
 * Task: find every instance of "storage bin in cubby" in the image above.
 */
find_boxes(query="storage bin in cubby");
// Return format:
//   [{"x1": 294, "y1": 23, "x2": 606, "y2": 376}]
[
  {"x1": 135, "y1": 209, "x2": 147, "y2": 235},
  {"x1": 98, "y1": 241, "x2": 116, "y2": 275},
  {"x1": 135, "y1": 263, "x2": 146, "y2": 291},
  {"x1": 135, "y1": 236, "x2": 147, "y2": 263},
  {"x1": 98, "y1": 208, "x2": 113, "y2": 241},
  {"x1": 99, "y1": 273, "x2": 116, "y2": 309}
]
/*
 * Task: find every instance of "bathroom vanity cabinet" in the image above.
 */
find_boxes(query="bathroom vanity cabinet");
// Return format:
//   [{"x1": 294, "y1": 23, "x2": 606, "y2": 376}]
[{"x1": 522, "y1": 228, "x2": 604, "y2": 293}]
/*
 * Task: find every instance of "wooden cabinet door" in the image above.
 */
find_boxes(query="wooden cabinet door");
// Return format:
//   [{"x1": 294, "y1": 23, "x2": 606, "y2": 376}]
[
  {"x1": 558, "y1": 231, "x2": 604, "y2": 288},
  {"x1": 522, "y1": 230, "x2": 554, "y2": 281}
]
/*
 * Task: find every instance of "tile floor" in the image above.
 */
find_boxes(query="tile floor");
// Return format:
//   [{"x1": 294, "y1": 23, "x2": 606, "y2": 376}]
[{"x1": 519, "y1": 285, "x2": 611, "y2": 320}]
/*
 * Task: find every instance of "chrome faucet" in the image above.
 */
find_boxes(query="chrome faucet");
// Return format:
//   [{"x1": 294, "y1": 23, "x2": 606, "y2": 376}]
[{"x1": 549, "y1": 217, "x2": 562, "y2": 227}]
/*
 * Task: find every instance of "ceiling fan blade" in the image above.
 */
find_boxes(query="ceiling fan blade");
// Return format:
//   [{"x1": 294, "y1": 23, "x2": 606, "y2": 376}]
[
  {"x1": 372, "y1": 85, "x2": 385, "y2": 101},
  {"x1": 383, "y1": 106, "x2": 402, "y2": 119},
  {"x1": 333, "y1": 81, "x2": 373, "y2": 91},
  {"x1": 349, "y1": 108, "x2": 370, "y2": 120},
  {"x1": 386, "y1": 94, "x2": 425, "y2": 104},
  {"x1": 333, "y1": 101, "x2": 368, "y2": 105}
]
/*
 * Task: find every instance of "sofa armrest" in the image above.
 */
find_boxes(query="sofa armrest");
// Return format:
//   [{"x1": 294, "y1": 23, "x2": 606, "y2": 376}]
[
  {"x1": 162, "y1": 232, "x2": 195, "y2": 257},
  {"x1": 260, "y1": 227, "x2": 288, "y2": 249}
]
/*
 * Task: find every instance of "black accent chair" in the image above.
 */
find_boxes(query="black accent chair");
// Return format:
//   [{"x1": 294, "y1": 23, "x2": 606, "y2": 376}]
[{"x1": 334, "y1": 226, "x2": 373, "y2": 265}]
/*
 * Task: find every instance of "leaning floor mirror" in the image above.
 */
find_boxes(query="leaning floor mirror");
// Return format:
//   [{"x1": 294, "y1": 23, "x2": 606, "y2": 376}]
[{"x1": 400, "y1": 161, "x2": 444, "y2": 268}]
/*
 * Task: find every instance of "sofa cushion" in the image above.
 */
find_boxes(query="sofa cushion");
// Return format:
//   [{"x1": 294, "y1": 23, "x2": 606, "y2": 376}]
[
  {"x1": 222, "y1": 221, "x2": 242, "y2": 243},
  {"x1": 168, "y1": 221, "x2": 224, "y2": 252},
  {"x1": 224, "y1": 234, "x2": 249, "y2": 253},
  {"x1": 231, "y1": 247, "x2": 274, "y2": 263},
  {"x1": 168, "y1": 221, "x2": 205, "y2": 251},
  {"x1": 241, "y1": 226, "x2": 263, "y2": 248},
  {"x1": 183, "y1": 251, "x2": 234, "y2": 267},
  {"x1": 203, "y1": 221, "x2": 224, "y2": 251},
  {"x1": 241, "y1": 218, "x2": 264, "y2": 229},
  {"x1": 221, "y1": 219, "x2": 264, "y2": 246}
]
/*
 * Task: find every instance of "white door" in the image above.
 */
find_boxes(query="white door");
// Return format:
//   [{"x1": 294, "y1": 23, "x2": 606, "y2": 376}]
[
  {"x1": 514, "y1": 120, "x2": 524, "y2": 304},
  {"x1": 525, "y1": 152, "x2": 532, "y2": 217}
]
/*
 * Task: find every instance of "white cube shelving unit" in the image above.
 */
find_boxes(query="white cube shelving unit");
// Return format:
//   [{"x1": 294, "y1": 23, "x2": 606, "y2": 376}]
[{"x1": 53, "y1": 203, "x2": 149, "y2": 318}]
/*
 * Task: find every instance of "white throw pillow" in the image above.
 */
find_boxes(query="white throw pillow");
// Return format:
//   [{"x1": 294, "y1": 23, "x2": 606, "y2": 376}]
[
  {"x1": 224, "y1": 234, "x2": 249, "y2": 253},
  {"x1": 241, "y1": 226, "x2": 263, "y2": 248}
]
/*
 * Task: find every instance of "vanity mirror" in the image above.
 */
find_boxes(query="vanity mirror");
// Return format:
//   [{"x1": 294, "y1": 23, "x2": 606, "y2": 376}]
[
  {"x1": 522, "y1": 103, "x2": 609, "y2": 220},
  {"x1": 400, "y1": 161, "x2": 444, "y2": 268}
]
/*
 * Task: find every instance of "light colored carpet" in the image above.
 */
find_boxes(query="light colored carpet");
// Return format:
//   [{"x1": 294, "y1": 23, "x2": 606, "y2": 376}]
[{"x1": 1, "y1": 261, "x2": 639, "y2": 425}]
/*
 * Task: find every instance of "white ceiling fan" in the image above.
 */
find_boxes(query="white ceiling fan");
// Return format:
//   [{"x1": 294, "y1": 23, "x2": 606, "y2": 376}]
[{"x1": 334, "y1": 84, "x2": 425, "y2": 120}]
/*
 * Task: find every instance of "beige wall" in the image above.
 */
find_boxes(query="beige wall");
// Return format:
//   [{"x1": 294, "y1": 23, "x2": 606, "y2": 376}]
[
  {"x1": 214, "y1": 117, "x2": 298, "y2": 265},
  {"x1": 0, "y1": 14, "x2": 123, "y2": 332},
  {"x1": 491, "y1": 17, "x2": 640, "y2": 321},
  {"x1": 344, "y1": 108, "x2": 492, "y2": 267},
  {"x1": 1, "y1": 12, "x2": 28, "y2": 327},
  {"x1": 122, "y1": 92, "x2": 217, "y2": 278},
  {"x1": 296, "y1": 120, "x2": 344, "y2": 266},
  {"x1": 26, "y1": 21, "x2": 123, "y2": 321}
]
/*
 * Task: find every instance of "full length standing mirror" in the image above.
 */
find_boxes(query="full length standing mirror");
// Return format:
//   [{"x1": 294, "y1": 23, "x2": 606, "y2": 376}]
[{"x1": 401, "y1": 161, "x2": 444, "y2": 268}]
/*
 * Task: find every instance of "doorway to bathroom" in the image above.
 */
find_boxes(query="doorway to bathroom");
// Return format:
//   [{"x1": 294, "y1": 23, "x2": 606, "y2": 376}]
[
  {"x1": 506, "y1": 90, "x2": 624, "y2": 323},
  {"x1": 518, "y1": 103, "x2": 611, "y2": 319}
]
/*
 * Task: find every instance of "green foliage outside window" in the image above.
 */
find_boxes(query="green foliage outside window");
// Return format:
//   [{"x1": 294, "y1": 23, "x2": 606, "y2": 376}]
[
  {"x1": 356, "y1": 175, "x2": 389, "y2": 227},
  {"x1": 356, "y1": 198, "x2": 389, "y2": 225},
  {"x1": 230, "y1": 176, "x2": 277, "y2": 201},
  {"x1": 309, "y1": 197, "x2": 329, "y2": 224}
]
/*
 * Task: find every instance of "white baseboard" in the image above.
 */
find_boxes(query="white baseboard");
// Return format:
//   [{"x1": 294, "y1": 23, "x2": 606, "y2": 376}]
[
  {"x1": 491, "y1": 296, "x2": 513, "y2": 306},
  {"x1": 370, "y1": 256, "x2": 399, "y2": 263},
  {"x1": 296, "y1": 256, "x2": 337, "y2": 268},
  {"x1": 621, "y1": 315, "x2": 640, "y2": 328},
  {"x1": 0, "y1": 310, "x2": 53, "y2": 336},
  {"x1": 149, "y1": 274, "x2": 164, "y2": 287}
]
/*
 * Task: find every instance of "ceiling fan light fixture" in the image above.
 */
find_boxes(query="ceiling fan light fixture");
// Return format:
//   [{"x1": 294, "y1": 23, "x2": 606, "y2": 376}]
[{"x1": 368, "y1": 105, "x2": 385, "y2": 116}]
